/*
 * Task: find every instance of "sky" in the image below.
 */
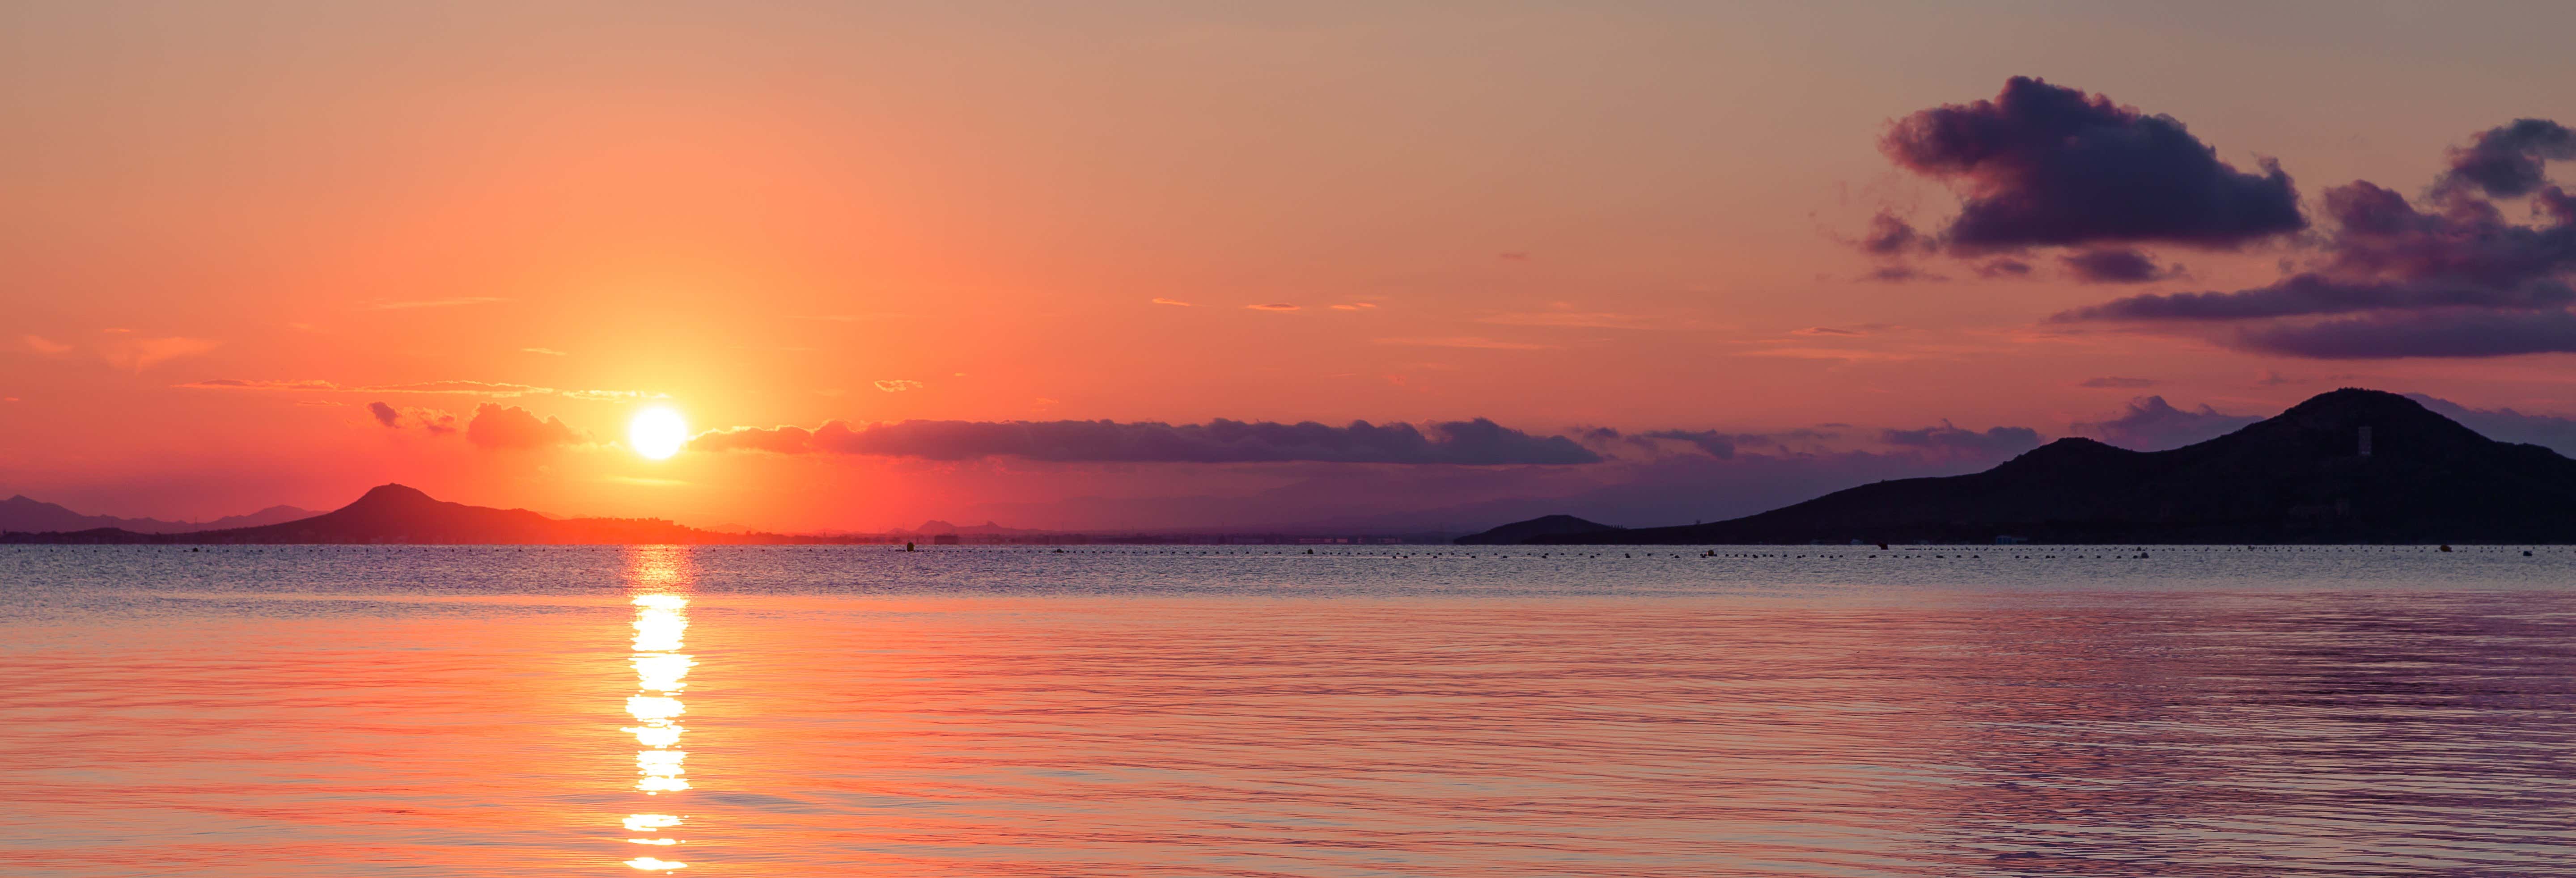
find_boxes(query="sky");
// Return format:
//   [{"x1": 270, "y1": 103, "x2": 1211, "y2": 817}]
[{"x1": 6, "y1": 1, "x2": 2576, "y2": 532}]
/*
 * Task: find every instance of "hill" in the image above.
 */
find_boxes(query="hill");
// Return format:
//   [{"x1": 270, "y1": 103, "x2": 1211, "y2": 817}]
[
  {"x1": 2, "y1": 484, "x2": 760, "y2": 545},
  {"x1": 1454, "y1": 514, "x2": 1623, "y2": 545},
  {"x1": 1524, "y1": 388, "x2": 2576, "y2": 545},
  {"x1": 0, "y1": 495, "x2": 316, "y2": 535}
]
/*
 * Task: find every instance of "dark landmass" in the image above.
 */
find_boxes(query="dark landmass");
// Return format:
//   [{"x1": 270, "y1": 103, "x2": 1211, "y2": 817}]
[
  {"x1": 1, "y1": 484, "x2": 1454, "y2": 546},
  {"x1": 1, "y1": 484, "x2": 768, "y2": 545},
  {"x1": 1512, "y1": 388, "x2": 2576, "y2": 545},
  {"x1": 0, "y1": 495, "x2": 316, "y2": 535},
  {"x1": 1454, "y1": 514, "x2": 1623, "y2": 545}
]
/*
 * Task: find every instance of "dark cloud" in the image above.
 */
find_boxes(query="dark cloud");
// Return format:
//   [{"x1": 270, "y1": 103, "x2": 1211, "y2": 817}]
[
  {"x1": 2072, "y1": 396, "x2": 2262, "y2": 451},
  {"x1": 1861, "y1": 265, "x2": 1945, "y2": 283},
  {"x1": 2439, "y1": 119, "x2": 2576, "y2": 198},
  {"x1": 1858, "y1": 211, "x2": 1928, "y2": 255},
  {"x1": 2407, "y1": 393, "x2": 2576, "y2": 457},
  {"x1": 2235, "y1": 308, "x2": 2576, "y2": 359},
  {"x1": 2059, "y1": 274, "x2": 2576, "y2": 321},
  {"x1": 2079, "y1": 376, "x2": 2157, "y2": 388},
  {"x1": 465, "y1": 403, "x2": 583, "y2": 450},
  {"x1": 2062, "y1": 248, "x2": 2182, "y2": 283},
  {"x1": 1878, "y1": 422, "x2": 2044, "y2": 457},
  {"x1": 363, "y1": 401, "x2": 459, "y2": 435},
  {"x1": 1882, "y1": 76, "x2": 2305, "y2": 251},
  {"x1": 1977, "y1": 258, "x2": 2033, "y2": 278},
  {"x1": 691, "y1": 418, "x2": 1603, "y2": 465},
  {"x1": 2057, "y1": 118, "x2": 2576, "y2": 358},
  {"x1": 1632, "y1": 430, "x2": 1743, "y2": 459}
]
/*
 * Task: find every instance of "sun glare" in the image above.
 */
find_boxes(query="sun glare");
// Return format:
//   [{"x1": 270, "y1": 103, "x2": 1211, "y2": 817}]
[{"x1": 629, "y1": 408, "x2": 688, "y2": 460}]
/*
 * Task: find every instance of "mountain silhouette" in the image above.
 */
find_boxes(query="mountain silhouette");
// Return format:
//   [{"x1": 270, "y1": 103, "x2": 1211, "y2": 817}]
[
  {"x1": 4, "y1": 484, "x2": 744, "y2": 545},
  {"x1": 1454, "y1": 514, "x2": 1623, "y2": 545},
  {"x1": 0, "y1": 495, "x2": 316, "y2": 535},
  {"x1": 1513, "y1": 388, "x2": 2576, "y2": 545}
]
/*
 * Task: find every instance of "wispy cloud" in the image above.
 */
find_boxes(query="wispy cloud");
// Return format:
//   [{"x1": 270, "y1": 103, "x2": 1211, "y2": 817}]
[
  {"x1": 1735, "y1": 347, "x2": 1915, "y2": 362},
  {"x1": 1246, "y1": 303, "x2": 1301, "y2": 312},
  {"x1": 23, "y1": 335, "x2": 72, "y2": 355},
  {"x1": 522, "y1": 347, "x2": 568, "y2": 356},
  {"x1": 1373, "y1": 337, "x2": 1556, "y2": 350},
  {"x1": 1151, "y1": 298, "x2": 1194, "y2": 307},
  {"x1": 103, "y1": 337, "x2": 219, "y2": 371},
  {"x1": 605, "y1": 475, "x2": 689, "y2": 487},
  {"x1": 1477, "y1": 311, "x2": 1675, "y2": 330},
  {"x1": 174, "y1": 378, "x2": 342, "y2": 391},
  {"x1": 367, "y1": 297, "x2": 509, "y2": 311},
  {"x1": 174, "y1": 377, "x2": 662, "y2": 401},
  {"x1": 874, "y1": 379, "x2": 924, "y2": 393}
]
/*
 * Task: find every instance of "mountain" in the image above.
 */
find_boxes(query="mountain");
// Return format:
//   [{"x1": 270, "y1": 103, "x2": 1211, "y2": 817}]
[
  {"x1": 1525, "y1": 388, "x2": 2576, "y2": 545},
  {"x1": 902, "y1": 519, "x2": 1039, "y2": 536},
  {"x1": 3, "y1": 484, "x2": 754, "y2": 545},
  {"x1": 1454, "y1": 514, "x2": 1624, "y2": 545},
  {"x1": 0, "y1": 495, "x2": 317, "y2": 535}
]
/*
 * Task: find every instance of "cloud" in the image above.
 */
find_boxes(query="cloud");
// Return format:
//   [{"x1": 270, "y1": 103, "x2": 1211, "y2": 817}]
[
  {"x1": 1478, "y1": 312, "x2": 1673, "y2": 330},
  {"x1": 1631, "y1": 429, "x2": 1751, "y2": 459},
  {"x1": 2055, "y1": 118, "x2": 2576, "y2": 358},
  {"x1": 465, "y1": 403, "x2": 584, "y2": 449},
  {"x1": 554, "y1": 389, "x2": 665, "y2": 402},
  {"x1": 691, "y1": 418, "x2": 1603, "y2": 464},
  {"x1": 1860, "y1": 265, "x2": 1945, "y2": 283},
  {"x1": 102, "y1": 337, "x2": 219, "y2": 371},
  {"x1": 173, "y1": 378, "x2": 341, "y2": 391},
  {"x1": 368, "y1": 297, "x2": 508, "y2": 310},
  {"x1": 1246, "y1": 303, "x2": 1301, "y2": 312},
  {"x1": 2062, "y1": 248, "x2": 2182, "y2": 283},
  {"x1": 1330, "y1": 302, "x2": 1380, "y2": 311},
  {"x1": 1151, "y1": 298, "x2": 1193, "y2": 307},
  {"x1": 1792, "y1": 324, "x2": 1901, "y2": 337},
  {"x1": 2072, "y1": 396, "x2": 2262, "y2": 451},
  {"x1": 365, "y1": 401, "x2": 461, "y2": 434},
  {"x1": 23, "y1": 335, "x2": 72, "y2": 355},
  {"x1": 2438, "y1": 119, "x2": 2576, "y2": 198},
  {"x1": 2078, "y1": 376, "x2": 2157, "y2": 388},
  {"x1": 1372, "y1": 337, "x2": 1555, "y2": 350},
  {"x1": 874, "y1": 379, "x2": 924, "y2": 392},
  {"x1": 1878, "y1": 422, "x2": 2045, "y2": 457},
  {"x1": 2407, "y1": 393, "x2": 2576, "y2": 457},
  {"x1": 366, "y1": 380, "x2": 553, "y2": 397},
  {"x1": 1882, "y1": 76, "x2": 2305, "y2": 251},
  {"x1": 522, "y1": 347, "x2": 568, "y2": 356},
  {"x1": 2234, "y1": 308, "x2": 2576, "y2": 359},
  {"x1": 2059, "y1": 274, "x2": 2576, "y2": 322},
  {"x1": 1977, "y1": 259, "x2": 2033, "y2": 278},
  {"x1": 1736, "y1": 347, "x2": 1915, "y2": 362},
  {"x1": 1857, "y1": 210, "x2": 1929, "y2": 255}
]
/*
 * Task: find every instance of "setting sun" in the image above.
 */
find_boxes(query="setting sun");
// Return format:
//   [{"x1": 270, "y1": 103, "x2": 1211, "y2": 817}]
[{"x1": 629, "y1": 408, "x2": 688, "y2": 460}]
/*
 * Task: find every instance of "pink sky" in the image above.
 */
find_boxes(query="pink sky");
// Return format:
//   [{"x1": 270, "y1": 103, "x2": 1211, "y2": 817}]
[{"x1": 6, "y1": 3, "x2": 2574, "y2": 531}]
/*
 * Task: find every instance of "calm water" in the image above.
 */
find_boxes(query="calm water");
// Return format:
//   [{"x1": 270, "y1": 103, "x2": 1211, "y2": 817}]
[{"x1": 3, "y1": 545, "x2": 2572, "y2": 876}]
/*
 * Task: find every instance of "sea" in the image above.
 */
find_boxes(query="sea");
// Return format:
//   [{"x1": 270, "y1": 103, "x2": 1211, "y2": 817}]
[{"x1": 2, "y1": 544, "x2": 2571, "y2": 876}]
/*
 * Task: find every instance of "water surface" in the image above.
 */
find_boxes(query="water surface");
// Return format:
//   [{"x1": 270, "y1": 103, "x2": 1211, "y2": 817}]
[{"x1": 4, "y1": 545, "x2": 2572, "y2": 875}]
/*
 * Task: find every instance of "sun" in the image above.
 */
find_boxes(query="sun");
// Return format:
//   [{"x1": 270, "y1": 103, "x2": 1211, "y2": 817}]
[{"x1": 629, "y1": 407, "x2": 688, "y2": 460}]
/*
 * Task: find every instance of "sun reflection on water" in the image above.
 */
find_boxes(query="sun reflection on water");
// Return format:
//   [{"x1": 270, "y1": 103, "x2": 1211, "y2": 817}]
[{"x1": 619, "y1": 546, "x2": 696, "y2": 871}]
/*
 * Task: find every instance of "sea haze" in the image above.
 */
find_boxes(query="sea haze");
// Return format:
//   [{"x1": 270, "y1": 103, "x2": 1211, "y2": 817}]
[{"x1": 3, "y1": 545, "x2": 2572, "y2": 876}]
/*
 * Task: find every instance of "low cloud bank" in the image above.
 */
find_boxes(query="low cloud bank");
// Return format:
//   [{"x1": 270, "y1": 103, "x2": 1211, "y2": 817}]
[{"x1": 692, "y1": 418, "x2": 1604, "y2": 464}]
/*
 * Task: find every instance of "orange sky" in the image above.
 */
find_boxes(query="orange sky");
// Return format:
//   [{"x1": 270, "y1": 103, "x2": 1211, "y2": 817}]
[{"x1": 6, "y1": 3, "x2": 2575, "y2": 531}]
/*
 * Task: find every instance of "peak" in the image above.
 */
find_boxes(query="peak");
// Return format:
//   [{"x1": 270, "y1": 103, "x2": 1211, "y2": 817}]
[
  {"x1": 351, "y1": 484, "x2": 437, "y2": 505},
  {"x1": 2289, "y1": 387, "x2": 2423, "y2": 411}
]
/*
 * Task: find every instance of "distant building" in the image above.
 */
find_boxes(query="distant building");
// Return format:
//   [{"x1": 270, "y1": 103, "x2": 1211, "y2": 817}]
[{"x1": 2358, "y1": 426, "x2": 2373, "y2": 456}]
